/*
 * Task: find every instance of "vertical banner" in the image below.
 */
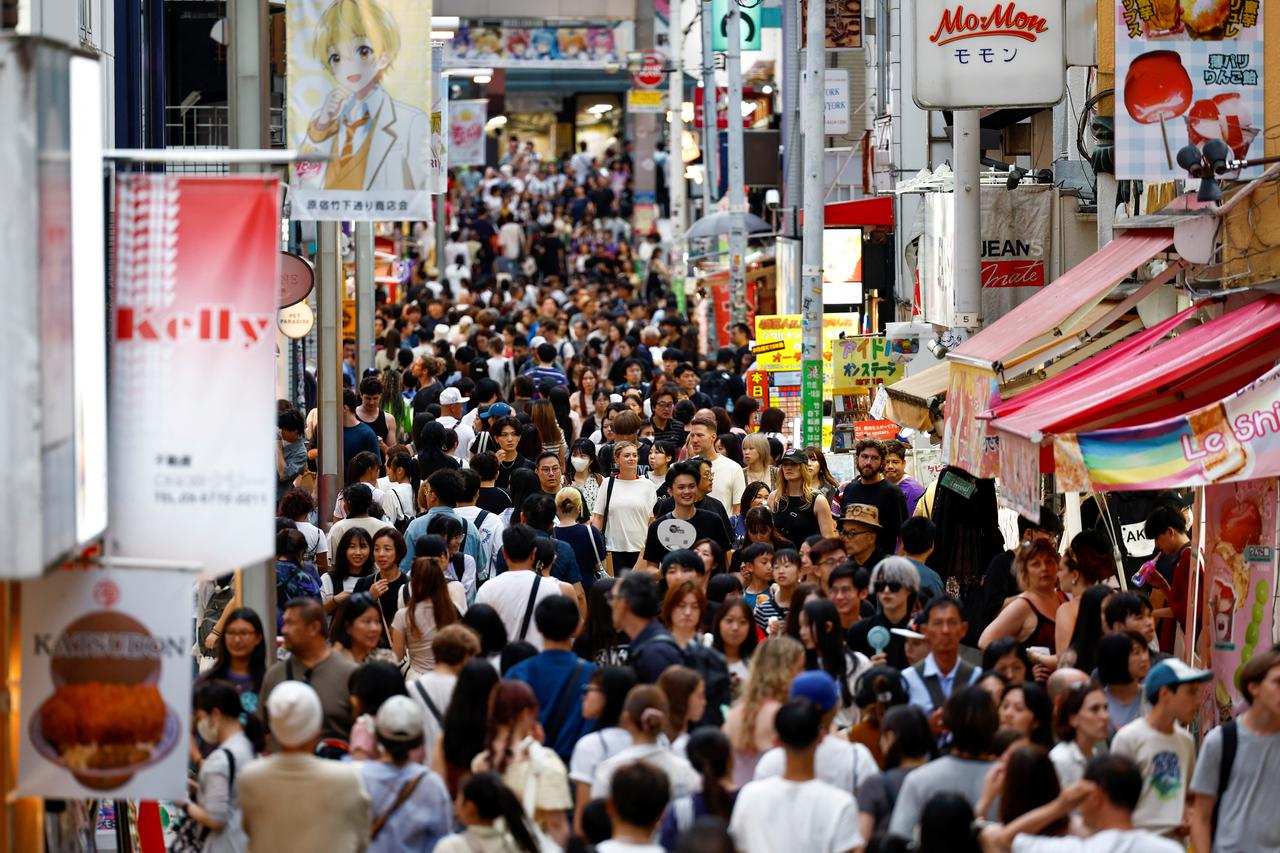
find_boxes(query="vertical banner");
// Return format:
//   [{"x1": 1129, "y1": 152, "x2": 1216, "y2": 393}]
[
  {"x1": 427, "y1": 46, "x2": 448, "y2": 196},
  {"x1": 449, "y1": 100, "x2": 488, "y2": 167},
  {"x1": 109, "y1": 175, "x2": 279, "y2": 575},
  {"x1": 941, "y1": 363, "x2": 1002, "y2": 478},
  {"x1": 18, "y1": 569, "x2": 194, "y2": 798},
  {"x1": 1203, "y1": 479, "x2": 1277, "y2": 726},
  {"x1": 1114, "y1": 0, "x2": 1265, "y2": 180},
  {"x1": 287, "y1": 0, "x2": 434, "y2": 220}
]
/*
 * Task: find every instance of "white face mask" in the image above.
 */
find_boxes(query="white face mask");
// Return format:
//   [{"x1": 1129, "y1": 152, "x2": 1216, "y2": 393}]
[
  {"x1": 571, "y1": 456, "x2": 591, "y2": 472},
  {"x1": 197, "y1": 715, "x2": 221, "y2": 744}
]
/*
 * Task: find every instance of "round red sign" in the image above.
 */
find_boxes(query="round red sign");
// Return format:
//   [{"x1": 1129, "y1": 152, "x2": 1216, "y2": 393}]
[{"x1": 631, "y1": 50, "x2": 666, "y2": 89}]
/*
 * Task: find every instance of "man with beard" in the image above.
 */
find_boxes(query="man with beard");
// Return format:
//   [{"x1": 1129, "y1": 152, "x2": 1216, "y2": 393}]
[{"x1": 839, "y1": 440, "x2": 908, "y2": 555}]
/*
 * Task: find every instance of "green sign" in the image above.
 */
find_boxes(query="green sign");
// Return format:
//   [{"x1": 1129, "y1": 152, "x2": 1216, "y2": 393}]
[
  {"x1": 801, "y1": 359, "x2": 824, "y2": 448},
  {"x1": 712, "y1": 0, "x2": 762, "y2": 51}
]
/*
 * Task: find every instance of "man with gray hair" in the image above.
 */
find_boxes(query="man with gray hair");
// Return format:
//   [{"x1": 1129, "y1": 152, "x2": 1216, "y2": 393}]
[{"x1": 847, "y1": 556, "x2": 921, "y2": 669}]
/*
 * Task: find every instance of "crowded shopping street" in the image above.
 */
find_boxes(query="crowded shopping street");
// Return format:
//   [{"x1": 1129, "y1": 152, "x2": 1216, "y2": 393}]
[{"x1": 4, "y1": 0, "x2": 1280, "y2": 851}]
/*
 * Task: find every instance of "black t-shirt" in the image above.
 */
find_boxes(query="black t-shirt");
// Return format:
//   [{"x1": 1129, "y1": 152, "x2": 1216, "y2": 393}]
[
  {"x1": 352, "y1": 572, "x2": 408, "y2": 643},
  {"x1": 840, "y1": 479, "x2": 909, "y2": 554},
  {"x1": 653, "y1": 494, "x2": 733, "y2": 543},
  {"x1": 495, "y1": 456, "x2": 535, "y2": 491},
  {"x1": 476, "y1": 485, "x2": 513, "y2": 514},
  {"x1": 642, "y1": 509, "x2": 732, "y2": 565},
  {"x1": 773, "y1": 494, "x2": 825, "y2": 550}
]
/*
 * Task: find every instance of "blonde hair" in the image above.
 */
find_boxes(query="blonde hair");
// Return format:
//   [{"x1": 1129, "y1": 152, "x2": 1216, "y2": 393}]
[
  {"x1": 314, "y1": 0, "x2": 401, "y2": 71},
  {"x1": 769, "y1": 456, "x2": 819, "y2": 511},
  {"x1": 742, "y1": 433, "x2": 773, "y2": 480},
  {"x1": 734, "y1": 636, "x2": 804, "y2": 749},
  {"x1": 554, "y1": 486, "x2": 583, "y2": 519}
]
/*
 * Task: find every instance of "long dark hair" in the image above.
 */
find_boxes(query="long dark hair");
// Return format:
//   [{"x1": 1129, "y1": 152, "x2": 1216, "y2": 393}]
[
  {"x1": 1067, "y1": 585, "x2": 1110, "y2": 674},
  {"x1": 548, "y1": 386, "x2": 576, "y2": 444},
  {"x1": 462, "y1": 604, "x2": 509, "y2": 657},
  {"x1": 999, "y1": 744, "x2": 1066, "y2": 834},
  {"x1": 407, "y1": 536, "x2": 459, "y2": 639},
  {"x1": 507, "y1": 469, "x2": 541, "y2": 518},
  {"x1": 204, "y1": 607, "x2": 266, "y2": 690},
  {"x1": 592, "y1": 666, "x2": 638, "y2": 729},
  {"x1": 711, "y1": 598, "x2": 759, "y2": 661},
  {"x1": 802, "y1": 597, "x2": 854, "y2": 708},
  {"x1": 1005, "y1": 681, "x2": 1054, "y2": 748},
  {"x1": 685, "y1": 727, "x2": 734, "y2": 820},
  {"x1": 459, "y1": 772, "x2": 541, "y2": 853},
  {"x1": 193, "y1": 680, "x2": 265, "y2": 754},
  {"x1": 716, "y1": 433, "x2": 743, "y2": 466},
  {"x1": 785, "y1": 583, "x2": 823, "y2": 642},
  {"x1": 327, "y1": 527, "x2": 374, "y2": 590},
  {"x1": 568, "y1": 438, "x2": 602, "y2": 477},
  {"x1": 443, "y1": 659, "x2": 500, "y2": 770},
  {"x1": 328, "y1": 592, "x2": 381, "y2": 648},
  {"x1": 574, "y1": 576, "x2": 621, "y2": 663}
]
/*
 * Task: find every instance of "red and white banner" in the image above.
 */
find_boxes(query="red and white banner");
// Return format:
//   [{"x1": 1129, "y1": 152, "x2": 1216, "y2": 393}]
[{"x1": 108, "y1": 175, "x2": 280, "y2": 576}]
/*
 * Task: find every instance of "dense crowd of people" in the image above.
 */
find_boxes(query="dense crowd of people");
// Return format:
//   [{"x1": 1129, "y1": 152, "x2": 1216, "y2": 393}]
[{"x1": 181, "y1": 138, "x2": 1280, "y2": 853}]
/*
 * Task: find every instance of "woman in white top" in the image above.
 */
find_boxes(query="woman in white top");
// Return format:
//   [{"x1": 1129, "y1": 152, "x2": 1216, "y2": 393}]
[
  {"x1": 391, "y1": 536, "x2": 467, "y2": 675},
  {"x1": 591, "y1": 440, "x2": 656, "y2": 573},
  {"x1": 1049, "y1": 680, "x2": 1110, "y2": 789},
  {"x1": 186, "y1": 681, "x2": 260, "y2": 853},
  {"x1": 591, "y1": 685, "x2": 701, "y2": 801},
  {"x1": 570, "y1": 666, "x2": 637, "y2": 835},
  {"x1": 278, "y1": 489, "x2": 328, "y2": 571},
  {"x1": 320, "y1": 528, "x2": 375, "y2": 614},
  {"x1": 379, "y1": 451, "x2": 418, "y2": 520},
  {"x1": 434, "y1": 771, "x2": 544, "y2": 853}
]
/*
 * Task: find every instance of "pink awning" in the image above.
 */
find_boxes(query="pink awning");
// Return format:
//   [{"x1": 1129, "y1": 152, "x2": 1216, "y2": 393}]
[
  {"x1": 987, "y1": 296, "x2": 1280, "y2": 441},
  {"x1": 951, "y1": 229, "x2": 1174, "y2": 369}
]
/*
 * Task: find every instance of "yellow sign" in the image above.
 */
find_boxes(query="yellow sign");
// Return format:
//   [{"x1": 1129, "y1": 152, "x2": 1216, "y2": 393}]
[
  {"x1": 342, "y1": 298, "x2": 356, "y2": 340},
  {"x1": 626, "y1": 89, "x2": 666, "y2": 114},
  {"x1": 831, "y1": 335, "x2": 905, "y2": 394},
  {"x1": 753, "y1": 314, "x2": 860, "y2": 384}
]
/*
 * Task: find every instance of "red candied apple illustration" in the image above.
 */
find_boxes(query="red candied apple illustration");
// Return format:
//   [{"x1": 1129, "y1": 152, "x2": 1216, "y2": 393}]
[
  {"x1": 1219, "y1": 498, "x2": 1263, "y2": 552},
  {"x1": 1187, "y1": 93, "x2": 1257, "y2": 160}
]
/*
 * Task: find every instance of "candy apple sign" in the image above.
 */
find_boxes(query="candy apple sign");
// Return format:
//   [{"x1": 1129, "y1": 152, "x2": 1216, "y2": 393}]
[{"x1": 913, "y1": 1, "x2": 1066, "y2": 109}]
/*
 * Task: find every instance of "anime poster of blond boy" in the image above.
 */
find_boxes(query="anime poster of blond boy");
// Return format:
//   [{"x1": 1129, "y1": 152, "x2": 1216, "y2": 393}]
[{"x1": 288, "y1": 0, "x2": 433, "y2": 220}]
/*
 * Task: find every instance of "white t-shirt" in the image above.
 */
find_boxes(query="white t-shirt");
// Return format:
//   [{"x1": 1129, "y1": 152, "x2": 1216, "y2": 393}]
[
  {"x1": 569, "y1": 727, "x2": 633, "y2": 785},
  {"x1": 472, "y1": 570, "x2": 564, "y2": 650},
  {"x1": 455, "y1": 505, "x2": 507, "y2": 582},
  {"x1": 437, "y1": 416, "x2": 476, "y2": 464},
  {"x1": 319, "y1": 573, "x2": 363, "y2": 603},
  {"x1": 1049, "y1": 740, "x2": 1091, "y2": 790},
  {"x1": 729, "y1": 776, "x2": 862, "y2": 853},
  {"x1": 380, "y1": 482, "x2": 415, "y2": 526},
  {"x1": 1110, "y1": 717, "x2": 1196, "y2": 834},
  {"x1": 596, "y1": 842, "x2": 665, "y2": 853},
  {"x1": 598, "y1": 477, "x2": 658, "y2": 553},
  {"x1": 708, "y1": 453, "x2": 747, "y2": 513},
  {"x1": 407, "y1": 671, "x2": 456, "y2": 762},
  {"x1": 591, "y1": 743, "x2": 701, "y2": 800},
  {"x1": 327, "y1": 516, "x2": 391, "y2": 549},
  {"x1": 1012, "y1": 829, "x2": 1183, "y2": 853},
  {"x1": 753, "y1": 735, "x2": 879, "y2": 797},
  {"x1": 296, "y1": 521, "x2": 329, "y2": 561}
]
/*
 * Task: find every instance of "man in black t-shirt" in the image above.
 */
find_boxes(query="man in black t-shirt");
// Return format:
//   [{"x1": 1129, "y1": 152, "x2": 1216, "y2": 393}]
[
  {"x1": 490, "y1": 415, "x2": 535, "y2": 490},
  {"x1": 652, "y1": 456, "x2": 733, "y2": 543},
  {"x1": 839, "y1": 440, "x2": 908, "y2": 554},
  {"x1": 643, "y1": 463, "x2": 732, "y2": 571}
]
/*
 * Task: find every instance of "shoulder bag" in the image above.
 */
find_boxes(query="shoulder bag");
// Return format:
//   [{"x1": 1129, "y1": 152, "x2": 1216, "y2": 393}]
[
  {"x1": 370, "y1": 771, "x2": 427, "y2": 841},
  {"x1": 598, "y1": 477, "x2": 617, "y2": 577},
  {"x1": 518, "y1": 572, "x2": 544, "y2": 641}
]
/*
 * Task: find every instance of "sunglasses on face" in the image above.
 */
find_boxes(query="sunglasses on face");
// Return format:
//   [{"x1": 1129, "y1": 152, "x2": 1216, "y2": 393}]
[{"x1": 874, "y1": 581, "x2": 905, "y2": 595}]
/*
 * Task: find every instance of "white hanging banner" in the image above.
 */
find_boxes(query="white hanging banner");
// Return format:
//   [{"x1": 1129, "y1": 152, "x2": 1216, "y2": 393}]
[
  {"x1": 449, "y1": 99, "x2": 488, "y2": 167},
  {"x1": 17, "y1": 569, "x2": 194, "y2": 798},
  {"x1": 427, "y1": 48, "x2": 449, "y2": 195},
  {"x1": 108, "y1": 175, "x2": 279, "y2": 577}
]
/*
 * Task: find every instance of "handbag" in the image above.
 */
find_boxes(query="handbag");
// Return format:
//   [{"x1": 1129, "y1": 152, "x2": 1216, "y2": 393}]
[
  {"x1": 584, "y1": 522, "x2": 608, "y2": 582},
  {"x1": 169, "y1": 747, "x2": 236, "y2": 853},
  {"x1": 375, "y1": 596, "x2": 412, "y2": 678}
]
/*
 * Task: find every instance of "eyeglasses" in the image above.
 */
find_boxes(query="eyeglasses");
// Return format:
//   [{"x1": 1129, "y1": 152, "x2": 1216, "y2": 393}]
[
  {"x1": 841, "y1": 528, "x2": 874, "y2": 538},
  {"x1": 874, "y1": 581, "x2": 905, "y2": 595}
]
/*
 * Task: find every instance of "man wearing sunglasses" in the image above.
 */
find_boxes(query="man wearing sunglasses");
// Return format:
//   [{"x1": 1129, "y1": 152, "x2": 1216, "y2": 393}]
[
  {"x1": 847, "y1": 557, "x2": 922, "y2": 670},
  {"x1": 839, "y1": 503, "x2": 889, "y2": 573}
]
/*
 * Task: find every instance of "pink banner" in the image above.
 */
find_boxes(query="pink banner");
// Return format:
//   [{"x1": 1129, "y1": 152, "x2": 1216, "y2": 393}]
[
  {"x1": 1201, "y1": 479, "x2": 1278, "y2": 729},
  {"x1": 108, "y1": 175, "x2": 280, "y2": 576}
]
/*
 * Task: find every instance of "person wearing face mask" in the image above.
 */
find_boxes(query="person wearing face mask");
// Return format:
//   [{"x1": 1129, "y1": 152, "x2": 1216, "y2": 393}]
[{"x1": 184, "y1": 682, "x2": 263, "y2": 853}]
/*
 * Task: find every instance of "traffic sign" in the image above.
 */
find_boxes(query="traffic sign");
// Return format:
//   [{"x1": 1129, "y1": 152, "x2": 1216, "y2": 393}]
[
  {"x1": 630, "y1": 50, "x2": 666, "y2": 89},
  {"x1": 712, "y1": 0, "x2": 762, "y2": 51}
]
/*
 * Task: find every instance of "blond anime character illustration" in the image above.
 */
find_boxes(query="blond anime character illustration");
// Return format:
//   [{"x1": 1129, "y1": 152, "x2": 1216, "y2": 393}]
[{"x1": 305, "y1": 0, "x2": 427, "y2": 191}]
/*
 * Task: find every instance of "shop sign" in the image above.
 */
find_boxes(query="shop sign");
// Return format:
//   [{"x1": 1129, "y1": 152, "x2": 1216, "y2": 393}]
[
  {"x1": 448, "y1": 23, "x2": 633, "y2": 69},
  {"x1": 1113, "y1": 0, "x2": 1265, "y2": 180},
  {"x1": 802, "y1": 0, "x2": 864, "y2": 49},
  {"x1": 108, "y1": 175, "x2": 279, "y2": 575},
  {"x1": 449, "y1": 100, "x2": 488, "y2": 167},
  {"x1": 286, "y1": 0, "x2": 434, "y2": 220},
  {"x1": 853, "y1": 419, "x2": 901, "y2": 440},
  {"x1": 941, "y1": 362, "x2": 1002, "y2": 478},
  {"x1": 630, "y1": 50, "x2": 666, "y2": 89},
  {"x1": 913, "y1": 0, "x2": 1066, "y2": 109},
  {"x1": 17, "y1": 569, "x2": 193, "y2": 798},
  {"x1": 1201, "y1": 479, "x2": 1277, "y2": 729},
  {"x1": 279, "y1": 251, "x2": 314, "y2": 307},
  {"x1": 279, "y1": 301, "x2": 315, "y2": 339},
  {"x1": 753, "y1": 313, "x2": 859, "y2": 377},
  {"x1": 832, "y1": 336, "x2": 905, "y2": 393},
  {"x1": 746, "y1": 370, "x2": 771, "y2": 406},
  {"x1": 824, "y1": 69, "x2": 851, "y2": 135},
  {"x1": 627, "y1": 89, "x2": 667, "y2": 114}
]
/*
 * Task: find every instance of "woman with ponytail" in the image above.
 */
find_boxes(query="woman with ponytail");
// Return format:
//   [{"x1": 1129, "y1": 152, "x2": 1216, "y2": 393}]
[
  {"x1": 434, "y1": 771, "x2": 543, "y2": 853},
  {"x1": 658, "y1": 726, "x2": 738, "y2": 849},
  {"x1": 470, "y1": 680, "x2": 572, "y2": 846},
  {"x1": 589, "y1": 684, "x2": 702, "y2": 802},
  {"x1": 391, "y1": 536, "x2": 465, "y2": 675}
]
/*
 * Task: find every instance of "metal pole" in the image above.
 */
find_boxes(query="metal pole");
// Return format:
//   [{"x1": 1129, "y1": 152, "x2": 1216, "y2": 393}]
[
  {"x1": 226, "y1": 0, "x2": 269, "y2": 160},
  {"x1": 316, "y1": 223, "x2": 343, "y2": 528},
  {"x1": 432, "y1": 42, "x2": 448, "y2": 283},
  {"x1": 780, "y1": 0, "x2": 803, "y2": 314},
  {"x1": 699, "y1": 0, "x2": 717, "y2": 215},
  {"x1": 354, "y1": 221, "x2": 375, "y2": 376},
  {"x1": 952, "y1": 110, "x2": 982, "y2": 337},
  {"x1": 726, "y1": 0, "x2": 747, "y2": 327},
  {"x1": 669, "y1": 0, "x2": 688, "y2": 313},
  {"x1": 800, "y1": 0, "x2": 825, "y2": 448}
]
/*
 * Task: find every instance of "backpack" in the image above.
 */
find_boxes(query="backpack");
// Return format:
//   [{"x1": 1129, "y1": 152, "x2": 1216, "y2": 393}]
[{"x1": 629, "y1": 634, "x2": 732, "y2": 726}]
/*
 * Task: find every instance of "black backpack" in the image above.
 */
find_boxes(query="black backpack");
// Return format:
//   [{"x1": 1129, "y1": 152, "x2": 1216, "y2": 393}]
[{"x1": 629, "y1": 634, "x2": 732, "y2": 726}]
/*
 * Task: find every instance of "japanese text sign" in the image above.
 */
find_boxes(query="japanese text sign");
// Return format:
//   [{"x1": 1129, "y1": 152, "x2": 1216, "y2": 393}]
[
  {"x1": 1113, "y1": 0, "x2": 1265, "y2": 180},
  {"x1": 753, "y1": 313, "x2": 859, "y2": 378},
  {"x1": 832, "y1": 336, "x2": 905, "y2": 393},
  {"x1": 913, "y1": 0, "x2": 1066, "y2": 109}
]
